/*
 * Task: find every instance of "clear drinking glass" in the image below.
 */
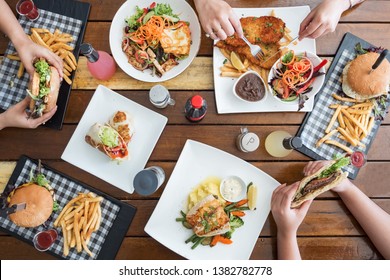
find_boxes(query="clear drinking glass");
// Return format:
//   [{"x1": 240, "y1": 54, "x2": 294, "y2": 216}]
[
  {"x1": 149, "y1": 85, "x2": 175, "y2": 108},
  {"x1": 133, "y1": 166, "x2": 165, "y2": 196},
  {"x1": 16, "y1": 0, "x2": 40, "y2": 21},
  {"x1": 33, "y1": 229, "x2": 58, "y2": 252}
]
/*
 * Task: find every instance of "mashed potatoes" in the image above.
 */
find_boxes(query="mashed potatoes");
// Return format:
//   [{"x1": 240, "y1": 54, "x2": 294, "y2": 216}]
[{"x1": 187, "y1": 176, "x2": 225, "y2": 211}]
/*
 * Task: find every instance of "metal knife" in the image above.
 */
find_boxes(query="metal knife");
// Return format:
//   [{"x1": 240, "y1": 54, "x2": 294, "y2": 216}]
[
  {"x1": 369, "y1": 49, "x2": 388, "y2": 74},
  {"x1": 0, "y1": 203, "x2": 26, "y2": 218},
  {"x1": 263, "y1": 36, "x2": 299, "y2": 63}
]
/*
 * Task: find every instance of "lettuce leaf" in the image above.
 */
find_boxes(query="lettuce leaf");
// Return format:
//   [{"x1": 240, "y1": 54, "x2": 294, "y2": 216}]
[
  {"x1": 99, "y1": 126, "x2": 119, "y2": 148},
  {"x1": 125, "y1": 6, "x2": 144, "y2": 30},
  {"x1": 318, "y1": 157, "x2": 350, "y2": 179}
]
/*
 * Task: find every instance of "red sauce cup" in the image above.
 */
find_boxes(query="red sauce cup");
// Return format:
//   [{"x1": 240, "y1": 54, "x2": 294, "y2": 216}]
[
  {"x1": 33, "y1": 229, "x2": 58, "y2": 251},
  {"x1": 16, "y1": 0, "x2": 40, "y2": 21},
  {"x1": 350, "y1": 151, "x2": 367, "y2": 168}
]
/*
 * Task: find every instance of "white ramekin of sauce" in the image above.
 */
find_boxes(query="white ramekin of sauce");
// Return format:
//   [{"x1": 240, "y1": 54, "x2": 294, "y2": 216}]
[{"x1": 220, "y1": 176, "x2": 246, "y2": 202}]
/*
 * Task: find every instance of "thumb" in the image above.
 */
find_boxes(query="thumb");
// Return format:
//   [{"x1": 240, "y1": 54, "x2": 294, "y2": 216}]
[{"x1": 298, "y1": 199, "x2": 313, "y2": 214}]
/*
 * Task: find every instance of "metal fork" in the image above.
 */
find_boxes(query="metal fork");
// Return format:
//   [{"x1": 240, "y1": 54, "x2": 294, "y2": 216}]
[{"x1": 241, "y1": 36, "x2": 264, "y2": 60}]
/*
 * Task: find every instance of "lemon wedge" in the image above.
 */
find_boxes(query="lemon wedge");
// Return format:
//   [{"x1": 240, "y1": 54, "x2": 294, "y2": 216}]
[
  {"x1": 230, "y1": 51, "x2": 245, "y2": 70},
  {"x1": 247, "y1": 183, "x2": 258, "y2": 210}
]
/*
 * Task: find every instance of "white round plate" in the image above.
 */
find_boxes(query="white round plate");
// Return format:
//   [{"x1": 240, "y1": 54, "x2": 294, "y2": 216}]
[
  {"x1": 268, "y1": 50, "x2": 326, "y2": 105},
  {"x1": 109, "y1": 0, "x2": 201, "y2": 82}
]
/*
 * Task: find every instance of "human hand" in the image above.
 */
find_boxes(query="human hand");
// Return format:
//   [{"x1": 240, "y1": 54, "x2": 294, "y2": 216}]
[
  {"x1": 303, "y1": 160, "x2": 353, "y2": 193},
  {"x1": 271, "y1": 182, "x2": 312, "y2": 236},
  {"x1": 0, "y1": 96, "x2": 57, "y2": 130},
  {"x1": 14, "y1": 38, "x2": 63, "y2": 79},
  {"x1": 298, "y1": 0, "x2": 350, "y2": 40},
  {"x1": 194, "y1": 0, "x2": 242, "y2": 40}
]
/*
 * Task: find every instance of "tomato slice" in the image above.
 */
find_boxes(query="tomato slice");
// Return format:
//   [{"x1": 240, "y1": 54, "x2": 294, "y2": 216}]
[
  {"x1": 103, "y1": 137, "x2": 129, "y2": 159},
  {"x1": 135, "y1": 50, "x2": 149, "y2": 63}
]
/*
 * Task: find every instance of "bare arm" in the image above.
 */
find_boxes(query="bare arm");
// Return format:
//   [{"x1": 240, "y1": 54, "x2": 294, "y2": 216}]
[
  {"x1": 271, "y1": 182, "x2": 312, "y2": 260},
  {"x1": 304, "y1": 161, "x2": 390, "y2": 259},
  {"x1": 0, "y1": 0, "x2": 63, "y2": 76},
  {"x1": 336, "y1": 181, "x2": 390, "y2": 259},
  {"x1": 0, "y1": 0, "x2": 61, "y2": 129}
]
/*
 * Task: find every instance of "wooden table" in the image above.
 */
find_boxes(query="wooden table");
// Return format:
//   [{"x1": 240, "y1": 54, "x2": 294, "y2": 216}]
[{"x1": 1, "y1": 0, "x2": 389, "y2": 260}]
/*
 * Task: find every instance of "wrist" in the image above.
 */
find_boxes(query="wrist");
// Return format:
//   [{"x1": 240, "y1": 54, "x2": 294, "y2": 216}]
[
  {"x1": 336, "y1": 179, "x2": 355, "y2": 195},
  {"x1": 277, "y1": 228, "x2": 297, "y2": 240},
  {"x1": 11, "y1": 34, "x2": 30, "y2": 53}
]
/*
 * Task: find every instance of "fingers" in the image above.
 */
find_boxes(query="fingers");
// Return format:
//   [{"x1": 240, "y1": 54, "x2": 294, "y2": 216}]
[
  {"x1": 272, "y1": 182, "x2": 299, "y2": 210},
  {"x1": 229, "y1": 14, "x2": 243, "y2": 37},
  {"x1": 298, "y1": 12, "x2": 321, "y2": 40},
  {"x1": 45, "y1": 51, "x2": 64, "y2": 78},
  {"x1": 280, "y1": 182, "x2": 300, "y2": 207},
  {"x1": 296, "y1": 199, "x2": 313, "y2": 214},
  {"x1": 29, "y1": 106, "x2": 57, "y2": 128},
  {"x1": 211, "y1": 21, "x2": 227, "y2": 40},
  {"x1": 220, "y1": 19, "x2": 235, "y2": 38},
  {"x1": 298, "y1": 12, "x2": 315, "y2": 40},
  {"x1": 205, "y1": 13, "x2": 240, "y2": 40},
  {"x1": 303, "y1": 161, "x2": 328, "y2": 176},
  {"x1": 305, "y1": 24, "x2": 327, "y2": 39}
]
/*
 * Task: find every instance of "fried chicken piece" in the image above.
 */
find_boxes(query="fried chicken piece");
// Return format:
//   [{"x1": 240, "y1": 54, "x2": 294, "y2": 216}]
[
  {"x1": 216, "y1": 40, "x2": 281, "y2": 69},
  {"x1": 225, "y1": 16, "x2": 285, "y2": 46}
]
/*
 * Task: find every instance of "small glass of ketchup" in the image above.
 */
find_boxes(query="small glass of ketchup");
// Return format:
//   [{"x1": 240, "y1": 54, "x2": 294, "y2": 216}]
[
  {"x1": 350, "y1": 151, "x2": 367, "y2": 168},
  {"x1": 16, "y1": 0, "x2": 40, "y2": 21},
  {"x1": 33, "y1": 229, "x2": 58, "y2": 252}
]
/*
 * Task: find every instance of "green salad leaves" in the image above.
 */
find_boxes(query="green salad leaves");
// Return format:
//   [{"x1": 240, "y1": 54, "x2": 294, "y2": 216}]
[
  {"x1": 99, "y1": 126, "x2": 119, "y2": 148},
  {"x1": 318, "y1": 157, "x2": 350, "y2": 179}
]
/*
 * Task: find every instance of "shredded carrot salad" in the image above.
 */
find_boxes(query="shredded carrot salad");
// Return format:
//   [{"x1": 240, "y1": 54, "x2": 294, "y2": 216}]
[
  {"x1": 132, "y1": 16, "x2": 173, "y2": 48},
  {"x1": 280, "y1": 52, "x2": 312, "y2": 88}
]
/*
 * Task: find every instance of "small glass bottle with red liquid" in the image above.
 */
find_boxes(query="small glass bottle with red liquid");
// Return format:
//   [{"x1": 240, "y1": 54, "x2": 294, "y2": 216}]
[
  {"x1": 184, "y1": 95, "x2": 207, "y2": 122},
  {"x1": 33, "y1": 229, "x2": 58, "y2": 252},
  {"x1": 350, "y1": 151, "x2": 367, "y2": 168},
  {"x1": 79, "y1": 43, "x2": 116, "y2": 81}
]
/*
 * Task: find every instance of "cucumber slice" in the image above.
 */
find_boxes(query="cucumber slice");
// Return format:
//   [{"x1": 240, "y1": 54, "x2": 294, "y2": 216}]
[
  {"x1": 163, "y1": 14, "x2": 179, "y2": 23},
  {"x1": 142, "y1": 11, "x2": 155, "y2": 24}
]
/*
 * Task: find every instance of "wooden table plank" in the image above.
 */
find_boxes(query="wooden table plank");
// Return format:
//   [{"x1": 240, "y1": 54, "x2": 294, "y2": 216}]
[
  {"x1": 73, "y1": 57, "x2": 213, "y2": 90},
  {"x1": 1, "y1": 125, "x2": 390, "y2": 161},
  {"x1": 0, "y1": 236, "x2": 382, "y2": 260},
  {"x1": 0, "y1": 161, "x2": 389, "y2": 200},
  {"x1": 65, "y1": 90, "x2": 390, "y2": 125}
]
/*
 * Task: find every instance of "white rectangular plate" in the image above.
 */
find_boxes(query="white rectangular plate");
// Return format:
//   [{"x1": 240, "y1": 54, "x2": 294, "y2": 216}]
[
  {"x1": 145, "y1": 140, "x2": 280, "y2": 260},
  {"x1": 214, "y1": 6, "x2": 316, "y2": 113},
  {"x1": 61, "y1": 85, "x2": 167, "y2": 194}
]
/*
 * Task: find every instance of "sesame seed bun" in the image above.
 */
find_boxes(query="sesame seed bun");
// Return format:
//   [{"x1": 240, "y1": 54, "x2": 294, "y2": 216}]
[
  {"x1": 342, "y1": 52, "x2": 390, "y2": 100},
  {"x1": 8, "y1": 183, "x2": 53, "y2": 228}
]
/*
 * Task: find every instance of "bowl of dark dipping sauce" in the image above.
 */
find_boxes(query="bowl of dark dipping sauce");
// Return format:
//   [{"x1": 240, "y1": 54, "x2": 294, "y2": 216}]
[{"x1": 233, "y1": 71, "x2": 267, "y2": 103}]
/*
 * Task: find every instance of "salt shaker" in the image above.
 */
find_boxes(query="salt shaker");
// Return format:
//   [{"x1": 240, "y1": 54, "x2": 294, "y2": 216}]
[{"x1": 236, "y1": 127, "x2": 260, "y2": 153}]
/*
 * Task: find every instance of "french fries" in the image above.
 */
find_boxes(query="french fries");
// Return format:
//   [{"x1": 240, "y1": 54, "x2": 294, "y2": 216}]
[
  {"x1": 54, "y1": 192, "x2": 103, "y2": 257},
  {"x1": 317, "y1": 93, "x2": 377, "y2": 153},
  {"x1": 218, "y1": 49, "x2": 271, "y2": 83},
  {"x1": 6, "y1": 27, "x2": 76, "y2": 84}
]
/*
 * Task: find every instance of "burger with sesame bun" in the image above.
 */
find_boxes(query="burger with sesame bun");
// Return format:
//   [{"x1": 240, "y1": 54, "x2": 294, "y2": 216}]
[
  {"x1": 7, "y1": 172, "x2": 59, "y2": 228},
  {"x1": 342, "y1": 51, "x2": 390, "y2": 101}
]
